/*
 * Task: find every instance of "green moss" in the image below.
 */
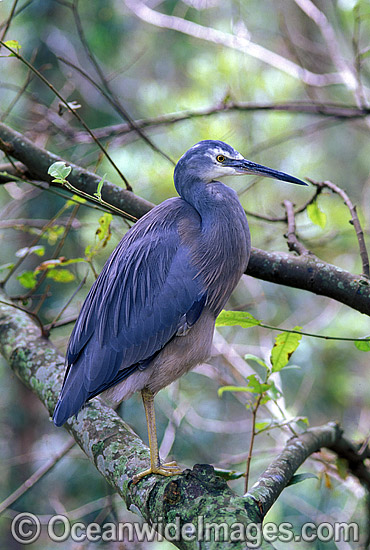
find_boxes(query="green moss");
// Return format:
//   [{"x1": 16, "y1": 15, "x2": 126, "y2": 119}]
[{"x1": 92, "y1": 441, "x2": 105, "y2": 455}]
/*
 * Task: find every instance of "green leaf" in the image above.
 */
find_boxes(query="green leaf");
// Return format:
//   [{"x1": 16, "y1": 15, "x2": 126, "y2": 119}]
[
  {"x1": 216, "y1": 310, "x2": 261, "y2": 328},
  {"x1": 96, "y1": 213, "x2": 112, "y2": 242},
  {"x1": 17, "y1": 270, "x2": 37, "y2": 289},
  {"x1": 270, "y1": 327, "x2": 302, "y2": 372},
  {"x1": 266, "y1": 380, "x2": 281, "y2": 400},
  {"x1": 255, "y1": 421, "x2": 271, "y2": 432},
  {"x1": 4, "y1": 40, "x2": 21, "y2": 54},
  {"x1": 286, "y1": 473, "x2": 318, "y2": 487},
  {"x1": 245, "y1": 374, "x2": 271, "y2": 394},
  {"x1": 47, "y1": 161, "x2": 71, "y2": 183},
  {"x1": 0, "y1": 262, "x2": 14, "y2": 273},
  {"x1": 35, "y1": 257, "x2": 85, "y2": 272},
  {"x1": 354, "y1": 338, "x2": 370, "y2": 352},
  {"x1": 93, "y1": 175, "x2": 106, "y2": 200},
  {"x1": 85, "y1": 213, "x2": 112, "y2": 259},
  {"x1": 218, "y1": 385, "x2": 252, "y2": 397},
  {"x1": 43, "y1": 225, "x2": 64, "y2": 245},
  {"x1": 335, "y1": 458, "x2": 348, "y2": 479},
  {"x1": 219, "y1": 375, "x2": 271, "y2": 398},
  {"x1": 46, "y1": 268, "x2": 75, "y2": 283},
  {"x1": 244, "y1": 353, "x2": 269, "y2": 371},
  {"x1": 307, "y1": 202, "x2": 327, "y2": 229},
  {"x1": 15, "y1": 245, "x2": 45, "y2": 258},
  {"x1": 213, "y1": 468, "x2": 244, "y2": 480}
]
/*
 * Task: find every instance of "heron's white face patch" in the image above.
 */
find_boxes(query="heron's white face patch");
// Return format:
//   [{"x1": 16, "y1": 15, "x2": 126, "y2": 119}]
[
  {"x1": 204, "y1": 146, "x2": 243, "y2": 161},
  {"x1": 203, "y1": 147, "x2": 244, "y2": 180}
]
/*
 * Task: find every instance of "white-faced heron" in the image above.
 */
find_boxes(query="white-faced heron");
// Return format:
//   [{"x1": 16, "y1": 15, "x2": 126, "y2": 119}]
[{"x1": 53, "y1": 140, "x2": 306, "y2": 480}]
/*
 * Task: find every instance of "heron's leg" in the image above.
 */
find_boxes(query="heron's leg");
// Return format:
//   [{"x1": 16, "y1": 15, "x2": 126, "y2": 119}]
[{"x1": 133, "y1": 387, "x2": 182, "y2": 482}]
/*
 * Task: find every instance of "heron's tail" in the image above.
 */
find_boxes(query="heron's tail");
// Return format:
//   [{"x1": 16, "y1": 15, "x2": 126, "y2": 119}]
[{"x1": 52, "y1": 365, "x2": 88, "y2": 426}]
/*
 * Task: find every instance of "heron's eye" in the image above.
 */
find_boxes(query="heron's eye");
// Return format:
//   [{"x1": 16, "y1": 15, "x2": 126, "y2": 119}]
[{"x1": 216, "y1": 155, "x2": 226, "y2": 163}]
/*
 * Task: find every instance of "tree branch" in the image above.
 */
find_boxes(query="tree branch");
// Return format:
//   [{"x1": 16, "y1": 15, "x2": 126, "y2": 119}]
[
  {"x1": 246, "y1": 248, "x2": 370, "y2": 316},
  {"x1": 245, "y1": 423, "x2": 340, "y2": 514},
  {"x1": 124, "y1": 0, "x2": 345, "y2": 87},
  {"x1": 0, "y1": 291, "x2": 368, "y2": 546},
  {"x1": 70, "y1": 101, "x2": 370, "y2": 143},
  {"x1": 0, "y1": 288, "x2": 274, "y2": 549},
  {"x1": 309, "y1": 179, "x2": 370, "y2": 278},
  {"x1": 283, "y1": 199, "x2": 311, "y2": 256},
  {"x1": 0, "y1": 122, "x2": 152, "y2": 220},
  {"x1": 1, "y1": 121, "x2": 369, "y2": 316}
]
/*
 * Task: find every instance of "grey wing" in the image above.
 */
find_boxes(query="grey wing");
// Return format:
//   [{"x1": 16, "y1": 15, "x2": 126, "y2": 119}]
[{"x1": 53, "y1": 213, "x2": 206, "y2": 426}]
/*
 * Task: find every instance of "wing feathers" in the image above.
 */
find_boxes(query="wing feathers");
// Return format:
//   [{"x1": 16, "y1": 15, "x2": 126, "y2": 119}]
[{"x1": 53, "y1": 199, "x2": 206, "y2": 426}]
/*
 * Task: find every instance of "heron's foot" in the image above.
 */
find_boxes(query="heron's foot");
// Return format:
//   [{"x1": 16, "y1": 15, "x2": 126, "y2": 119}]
[{"x1": 133, "y1": 461, "x2": 182, "y2": 483}]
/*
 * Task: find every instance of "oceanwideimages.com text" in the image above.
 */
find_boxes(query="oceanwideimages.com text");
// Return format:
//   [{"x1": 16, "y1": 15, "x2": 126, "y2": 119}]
[{"x1": 11, "y1": 512, "x2": 360, "y2": 546}]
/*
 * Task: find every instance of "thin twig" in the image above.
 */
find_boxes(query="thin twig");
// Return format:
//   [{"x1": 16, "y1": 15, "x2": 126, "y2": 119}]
[
  {"x1": 46, "y1": 269, "x2": 89, "y2": 334},
  {"x1": 44, "y1": 314, "x2": 77, "y2": 332},
  {"x1": 69, "y1": 0, "x2": 174, "y2": 165},
  {"x1": 245, "y1": 394, "x2": 263, "y2": 493},
  {"x1": 293, "y1": 0, "x2": 358, "y2": 93},
  {"x1": 0, "y1": 0, "x2": 19, "y2": 42},
  {"x1": 0, "y1": 40, "x2": 132, "y2": 191},
  {"x1": 283, "y1": 199, "x2": 311, "y2": 255},
  {"x1": 124, "y1": 0, "x2": 346, "y2": 87},
  {"x1": 0, "y1": 0, "x2": 33, "y2": 33},
  {"x1": 309, "y1": 179, "x2": 370, "y2": 278},
  {"x1": 71, "y1": 101, "x2": 370, "y2": 144},
  {"x1": 244, "y1": 186, "x2": 321, "y2": 223},
  {"x1": 0, "y1": 438, "x2": 75, "y2": 515}
]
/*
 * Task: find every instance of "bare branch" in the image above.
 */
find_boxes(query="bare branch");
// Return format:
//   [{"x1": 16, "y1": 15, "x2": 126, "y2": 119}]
[
  {"x1": 283, "y1": 199, "x2": 311, "y2": 255},
  {"x1": 70, "y1": 101, "x2": 370, "y2": 144},
  {"x1": 0, "y1": 40, "x2": 132, "y2": 190},
  {"x1": 293, "y1": 0, "x2": 358, "y2": 93},
  {"x1": 245, "y1": 423, "x2": 338, "y2": 510},
  {"x1": 246, "y1": 248, "x2": 370, "y2": 316},
  {"x1": 0, "y1": 438, "x2": 75, "y2": 514},
  {"x1": 0, "y1": 122, "x2": 153, "y2": 220},
  {"x1": 309, "y1": 179, "x2": 370, "y2": 278},
  {"x1": 124, "y1": 0, "x2": 348, "y2": 87}
]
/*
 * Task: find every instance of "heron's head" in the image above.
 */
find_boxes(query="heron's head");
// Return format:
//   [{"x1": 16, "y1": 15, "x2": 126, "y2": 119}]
[{"x1": 174, "y1": 140, "x2": 307, "y2": 187}]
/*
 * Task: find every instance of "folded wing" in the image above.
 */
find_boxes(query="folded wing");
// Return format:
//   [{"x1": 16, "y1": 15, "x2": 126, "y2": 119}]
[{"x1": 53, "y1": 200, "x2": 206, "y2": 425}]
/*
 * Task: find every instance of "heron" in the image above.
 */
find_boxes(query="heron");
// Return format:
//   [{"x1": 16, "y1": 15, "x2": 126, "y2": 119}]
[{"x1": 53, "y1": 140, "x2": 306, "y2": 480}]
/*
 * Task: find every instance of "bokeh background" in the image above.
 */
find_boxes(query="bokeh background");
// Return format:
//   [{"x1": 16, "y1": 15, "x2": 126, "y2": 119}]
[{"x1": 0, "y1": 0, "x2": 369, "y2": 548}]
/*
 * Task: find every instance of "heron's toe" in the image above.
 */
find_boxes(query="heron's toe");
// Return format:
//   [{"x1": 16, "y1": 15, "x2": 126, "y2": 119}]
[{"x1": 132, "y1": 461, "x2": 182, "y2": 483}]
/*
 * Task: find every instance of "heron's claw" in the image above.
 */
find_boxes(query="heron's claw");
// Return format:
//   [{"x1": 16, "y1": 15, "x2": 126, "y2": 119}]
[{"x1": 133, "y1": 461, "x2": 182, "y2": 483}]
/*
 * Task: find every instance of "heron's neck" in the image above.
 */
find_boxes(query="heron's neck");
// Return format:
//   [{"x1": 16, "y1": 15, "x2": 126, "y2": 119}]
[
  {"x1": 175, "y1": 175, "x2": 223, "y2": 220},
  {"x1": 175, "y1": 175, "x2": 251, "y2": 315},
  {"x1": 176, "y1": 175, "x2": 241, "y2": 226}
]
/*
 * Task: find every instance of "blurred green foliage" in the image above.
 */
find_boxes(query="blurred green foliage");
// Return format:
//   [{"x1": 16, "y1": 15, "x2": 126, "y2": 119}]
[{"x1": 0, "y1": 0, "x2": 370, "y2": 548}]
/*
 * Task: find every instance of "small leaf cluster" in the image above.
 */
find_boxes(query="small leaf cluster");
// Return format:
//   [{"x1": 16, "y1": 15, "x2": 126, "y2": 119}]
[
  {"x1": 47, "y1": 161, "x2": 72, "y2": 185},
  {"x1": 217, "y1": 310, "x2": 305, "y2": 434}
]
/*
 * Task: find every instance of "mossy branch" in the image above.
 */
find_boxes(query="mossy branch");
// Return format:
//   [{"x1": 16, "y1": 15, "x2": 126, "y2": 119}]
[
  {"x1": 0, "y1": 288, "x2": 273, "y2": 549},
  {"x1": 0, "y1": 288, "x2": 368, "y2": 547}
]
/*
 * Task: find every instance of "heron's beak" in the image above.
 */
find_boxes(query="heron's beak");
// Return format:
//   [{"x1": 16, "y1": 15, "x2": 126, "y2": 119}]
[{"x1": 234, "y1": 159, "x2": 308, "y2": 186}]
